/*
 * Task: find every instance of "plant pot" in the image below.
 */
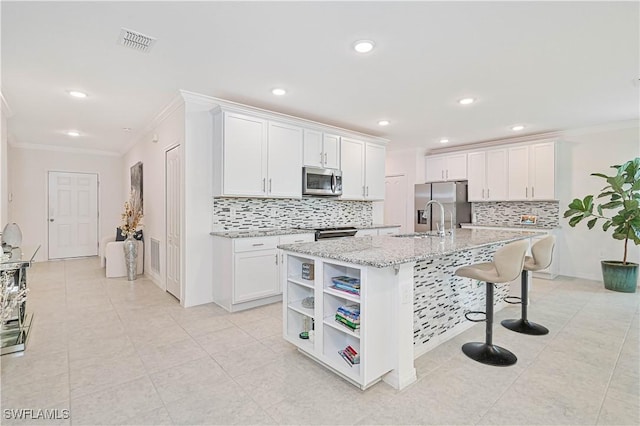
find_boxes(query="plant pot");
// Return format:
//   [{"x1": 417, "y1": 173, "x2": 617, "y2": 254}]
[
  {"x1": 123, "y1": 235, "x2": 138, "y2": 281},
  {"x1": 601, "y1": 261, "x2": 638, "y2": 293}
]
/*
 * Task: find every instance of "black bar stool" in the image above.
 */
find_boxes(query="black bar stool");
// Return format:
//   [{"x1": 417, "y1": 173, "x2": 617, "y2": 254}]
[
  {"x1": 455, "y1": 239, "x2": 529, "y2": 366},
  {"x1": 502, "y1": 235, "x2": 555, "y2": 336}
]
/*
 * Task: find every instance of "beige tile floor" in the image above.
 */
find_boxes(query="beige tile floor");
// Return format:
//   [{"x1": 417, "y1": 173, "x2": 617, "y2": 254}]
[{"x1": 1, "y1": 257, "x2": 638, "y2": 425}]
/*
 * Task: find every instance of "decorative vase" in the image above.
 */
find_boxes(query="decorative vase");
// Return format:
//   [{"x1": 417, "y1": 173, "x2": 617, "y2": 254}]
[
  {"x1": 1, "y1": 223, "x2": 22, "y2": 248},
  {"x1": 601, "y1": 261, "x2": 638, "y2": 293},
  {"x1": 123, "y1": 235, "x2": 138, "y2": 281}
]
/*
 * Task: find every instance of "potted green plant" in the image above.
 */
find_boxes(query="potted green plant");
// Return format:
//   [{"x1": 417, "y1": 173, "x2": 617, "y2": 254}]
[{"x1": 564, "y1": 157, "x2": 640, "y2": 293}]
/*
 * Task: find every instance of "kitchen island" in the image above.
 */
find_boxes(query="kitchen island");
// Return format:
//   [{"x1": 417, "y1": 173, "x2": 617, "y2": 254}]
[{"x1": 279, "y1": 228, "x2": 541, "y2": 390}]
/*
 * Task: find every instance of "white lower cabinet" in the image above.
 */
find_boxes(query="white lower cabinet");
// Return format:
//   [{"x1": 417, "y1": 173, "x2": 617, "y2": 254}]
[
  {"x1": 283, "y1": 254, "x2": 394, "y2": 389},
  {"x1": 213, "y1": 233, "x2": 314, "y2": 312},
  {"x1": 355, "y1": 227, "x2": 400, "y2": 237}
]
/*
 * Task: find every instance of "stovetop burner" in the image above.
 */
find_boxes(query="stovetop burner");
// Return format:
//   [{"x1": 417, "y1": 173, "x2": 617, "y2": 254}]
[{"x1": 310, "y1": 226, "x2": 358, "y2": 240}]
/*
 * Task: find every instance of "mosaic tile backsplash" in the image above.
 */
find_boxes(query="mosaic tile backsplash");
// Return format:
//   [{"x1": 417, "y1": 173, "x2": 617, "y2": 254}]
[
  {"x1": 472, "y1": 201, "x2": 559, "y2": 228},
  {"x1": 213, "y1": 197, "x2": 373, "y2": 231},
  {"x1": 413, "y1": 242, "x2": 509, "y2": 350}
]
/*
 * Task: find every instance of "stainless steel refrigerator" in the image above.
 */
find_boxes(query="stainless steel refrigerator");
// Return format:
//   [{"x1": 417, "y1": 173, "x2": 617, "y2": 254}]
[{"x1": 415, "y1": 182, "x2": 471, "y2": 232}]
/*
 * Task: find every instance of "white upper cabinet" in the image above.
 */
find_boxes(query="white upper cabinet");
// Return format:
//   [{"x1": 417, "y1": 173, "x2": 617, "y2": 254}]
[
  {"x1": 214, "y1": 110, "x2": 302, "y2": 198},
  {"x1": 340, "y1": 138, "x2": 386, "y2": 200},
  {"x1": 340, "y1": 137, "x2": 365, "y2": 199},
  {"x1": 467, "y1": 151, "x2": 486, "y2": 202},
  {"x1": 508, "y1": 141, "x2": 556, "y2": 200},
  {"x1": 529, "y1": 142, "x2": 556, "y2": 200},
  {"x1": 222, "y1": 112, "x2": 267, "y2": 197},
  {"x1": 268, "y1": 121, "x2": 303, "y2": 198},
  {"x1": 467, "y1": 149, "x2": 508, "y2": 201},
  {"x1": 365, "y1": 142, "x2": 386, "y2": 200},
  {"x1": 303, "y1": 130, "x2": 341, "y2": 169},
  {"x1": 425, "y1": 153, "x2": 467, "y2": 182}
]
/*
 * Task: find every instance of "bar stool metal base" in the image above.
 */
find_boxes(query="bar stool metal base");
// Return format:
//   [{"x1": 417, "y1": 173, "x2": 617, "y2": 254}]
[
  {"x1": 462, "y1": 342, "x2": 517, "y2": 366},
  {"x1": 501, "y1": 318, "x2": 549, "y2": 335}
]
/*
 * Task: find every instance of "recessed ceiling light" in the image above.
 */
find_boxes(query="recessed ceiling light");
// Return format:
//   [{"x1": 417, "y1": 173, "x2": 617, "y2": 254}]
[
  {"x1": 440, "y1": 138, "x2": 450, "y2": 144},
  {"x1": 378, "y1": 120, "x2": 390, "y2": 126},
  {"x1": 68, "y1": 90, "x2": 88, "y2": 98},
  {"x1": 353, "y1": 40, "x2": 375, "y2": 53},
  {"x1": 272, "y1": 88, "x2": 287, "y2": 96},
  {"x1": 511, "y1": 125, "x2": 525, "y2": 131},
  {"x1": 458, "y1": 97, "x2": 475, "y2": 105},
  {"x1": 67, "y1": 130, "x2": 80, "y2": 137},
  {"x1": 122, "y1": 127, "x2": 132, "y2": 132}
]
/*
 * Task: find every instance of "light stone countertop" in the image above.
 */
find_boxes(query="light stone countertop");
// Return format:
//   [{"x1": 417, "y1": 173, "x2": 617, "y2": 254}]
[
  {"x1": 278, "y1": 228, "x2": 544, "y2": 268},
  {"x1": 352, "y1": 224, "x2": 401, "y2": 230},
  {"x1": 210, "y1": 228, "x2": 315, "y2": 238},
  {"x1": 460, "y1": 223, "x2": 560, "y2": 230}
]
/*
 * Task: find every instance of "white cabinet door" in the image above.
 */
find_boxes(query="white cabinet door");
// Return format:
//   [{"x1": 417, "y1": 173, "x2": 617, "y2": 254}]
[
  {"x1": 530, "y1": 142, "x2": 555, "y2": 200},
  {"x1": 356, "y1": 229, "x2": 378, "y2": 237},
  {"x1": 323, "y1": 134, "x2": 341, "y2": 169},
  {"x1": 268, "y1": 121, "x2": 303, "y2": 198},
  {"x1": 365, "y1": 142, "x2": 386, "y2": 200},
  {"x1": 467, "y1": 151, "x2": 486, "y2": 201},
  {"x1": 223, "y1": 112, "x2": 267, "y2": 196},
  {"x1": 508, "y1": 146, "x2": 530, "y2": 200},
  {"x1": 425, "y1": 156, "x2": 446, "y2": 182},
  {"x1": 446, "y1": 153, "x2": 467, "y2": 180},
  {"x1": 341, "y1": 137, "x2": 365, "y2": 200},
  {"x1": 234, "y1": 249, "x2": 280, "y2": 303},
  {"x1": 486, "y1": 148, "x2": 508, "y2": 200},
  {"x1": 303, "y1": 129, "x2": 323, "y2": 167}
]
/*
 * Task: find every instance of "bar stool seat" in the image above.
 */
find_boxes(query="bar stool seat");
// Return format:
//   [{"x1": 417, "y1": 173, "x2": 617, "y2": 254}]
[
  {"x1": 455, "y1": 239, "x2": 529, "y2": 366},
  {"x1": 501, "y1": 235, "x2": 555, "y2": 336}
]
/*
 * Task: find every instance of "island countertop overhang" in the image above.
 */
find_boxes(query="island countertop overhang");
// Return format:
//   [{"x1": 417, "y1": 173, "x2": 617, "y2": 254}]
[{"x1": 278, "y1": 228, "x2": 544, "y2": 268}]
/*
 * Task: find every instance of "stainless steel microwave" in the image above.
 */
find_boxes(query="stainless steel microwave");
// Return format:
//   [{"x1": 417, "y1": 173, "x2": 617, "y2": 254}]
[{"x1": 302, "y1": 167, "x2": 342, "y2": 196}]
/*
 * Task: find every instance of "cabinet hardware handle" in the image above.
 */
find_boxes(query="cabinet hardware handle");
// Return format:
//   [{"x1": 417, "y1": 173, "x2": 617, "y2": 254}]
[
  {"x1": 446, "y1": 170, "x2": 449, "y2": 179},
  {"x1": 487, "y1": 188, "x2": 490, "y2": 198},
  {"x1": 252, "y1": 243, "x2": 264, "y2": 246},
  {"x1": 325, "y1": 152, "x2": 328, "y2": 164},
  {"x1": 362, "y1": 186, "x2": 366, "y2": 196},
  {"x1": 526, "y1": 187, "x2": 528, "y2": 197},
  {"x1": 269, "y1": 178, "x2": 272, "y2": 192},
  {"x1": 262, "y1": 178, "x2": 266, "y2": 192},
  {"x1": 482, "y1": 189, "x2": 485, "y2": 199},
  {"x1": 275, "y1": 254, "x2": 278, "y2": 265},
  {"x1": 320, "y1": 152, "x2": 324, "y2": 165},
  {"x1": 441, "y1": 170, "x2": 444, "y2": 179},
  {"x1": 366, "y1": 186, "x2": 369, "y2": 197},
  {"x1": 532, "y1": 187, "x2": 535, "y2": 198},
  {"x1": 294, "y1": 240, "x2": 304, "y2": 243}
]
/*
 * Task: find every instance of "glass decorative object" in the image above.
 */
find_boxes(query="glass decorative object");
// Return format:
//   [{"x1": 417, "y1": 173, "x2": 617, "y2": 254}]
[
  {"x1": 1, "y1": 223, "x2": 23, "y2": 248},
  {"x1": 123, "y1": 235, "x2": 138, "y2": 281}
]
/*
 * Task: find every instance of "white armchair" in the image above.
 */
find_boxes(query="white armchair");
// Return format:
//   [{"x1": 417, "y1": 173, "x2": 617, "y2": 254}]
[{"x1": 100, "y1": 236, "x2": 143, "y2": 278}]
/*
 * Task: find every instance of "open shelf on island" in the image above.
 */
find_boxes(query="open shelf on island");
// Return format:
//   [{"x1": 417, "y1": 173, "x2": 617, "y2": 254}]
[
  {"x1": 323, "y1": 324, "x2": 361, "y2": 380},
  {"x1": 289, "y1": 299, "x2": 314, "y2": 317},
  {"x1": 324, "y1": 286, "x2": 360, "y2": 303},
  {"x1": 324, "y1": 316, "x2": 360, "y2": 338},
  {"x1": 288, "y1": 276, "x2": 314, "y2": 289}
]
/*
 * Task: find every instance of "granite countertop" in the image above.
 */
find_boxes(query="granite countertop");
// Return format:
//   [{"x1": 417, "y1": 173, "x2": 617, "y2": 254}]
[
  {"x1": 460, "y1": 223, "x2": 560, "y2": 230},
  {"x1": 353, "y1": 224, "x2": 401, "y2": 230},
  {"x1": 210, "y1": 228, "x2": 315, "y2": 238},
  {"x1": 278, "y1": 228, "x2": 544, "y2": 268}
]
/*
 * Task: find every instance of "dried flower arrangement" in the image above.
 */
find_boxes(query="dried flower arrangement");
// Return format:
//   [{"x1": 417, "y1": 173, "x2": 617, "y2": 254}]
[
  {"x1": 120, "y1": 192, "x2": 144, "y2": 238},
  {"x1": 0, "y1": 271, "x2": 28, "y2": 327}
]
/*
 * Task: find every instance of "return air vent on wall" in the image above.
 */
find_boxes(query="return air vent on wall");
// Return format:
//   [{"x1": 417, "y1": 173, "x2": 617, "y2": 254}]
[
  {"x1": 150, "y1": 238, "x2": 160, "y2": 274},
  {"x1": 118, "y1": 28, "x2": 156, "y2": 53}
]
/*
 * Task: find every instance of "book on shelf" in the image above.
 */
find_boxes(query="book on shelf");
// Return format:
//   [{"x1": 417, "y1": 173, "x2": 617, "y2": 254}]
[
  {"x1": 338, "y1": 345, "x2": 360, "y2": 366},
  {"x1": 335, "y1": 314, "x2": 360, "y2": 331},
  {"x1": 330, "y1": 276, "x2": 361, "y2": 296}
]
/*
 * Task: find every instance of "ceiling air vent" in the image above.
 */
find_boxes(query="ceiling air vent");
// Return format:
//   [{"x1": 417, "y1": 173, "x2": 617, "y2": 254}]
[{"x1": 118, "y1": 28, "x2": 156, "y2": 53}]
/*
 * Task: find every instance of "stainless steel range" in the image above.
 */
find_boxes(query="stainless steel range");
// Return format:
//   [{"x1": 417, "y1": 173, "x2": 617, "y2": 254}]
[{"x1": 311, "y1": 226, "x2": 357, "y2": 240}]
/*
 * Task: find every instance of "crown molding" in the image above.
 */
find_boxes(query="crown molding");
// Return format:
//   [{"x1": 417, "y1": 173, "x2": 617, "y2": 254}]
[
  {"x1": 428, "y1": 130, "x2": 563, "y2": 155},
  {"x1": 1, "y1": 92, "x2": 13, "y2": 118},
  {"x1": 10, "y1": 141, "x2": 121, "y2": 157},
  {"x1": 560, "y1": 118, "x2": 639, "y2": 137}
]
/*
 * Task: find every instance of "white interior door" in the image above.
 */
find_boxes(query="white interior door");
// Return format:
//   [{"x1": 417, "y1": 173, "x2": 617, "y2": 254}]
[
  {"x1": 48, "y1": 172, "x2": 98, "y2": 259},
  {"x1": 384, "y1": 175, "x2": 408, "y2": 233},
  {"x1": 166, "y1": 145, "x2": 182, "y2": 300}
]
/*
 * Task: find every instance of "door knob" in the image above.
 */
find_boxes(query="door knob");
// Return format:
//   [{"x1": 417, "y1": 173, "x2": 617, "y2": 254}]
[{"x1": 49, "y1": 219, "x2": 54, "y2": 222}]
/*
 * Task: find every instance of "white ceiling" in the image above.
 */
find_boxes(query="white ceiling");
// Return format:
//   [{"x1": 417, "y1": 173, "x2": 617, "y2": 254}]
[{"x1": 2, "y1": 1, "x2": 639, "y2": 155}]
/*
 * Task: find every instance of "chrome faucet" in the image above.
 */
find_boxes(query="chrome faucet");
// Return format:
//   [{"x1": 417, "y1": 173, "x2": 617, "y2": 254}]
[{"x1": 423, "y1": 200, "x2": 446, "y2": 237}]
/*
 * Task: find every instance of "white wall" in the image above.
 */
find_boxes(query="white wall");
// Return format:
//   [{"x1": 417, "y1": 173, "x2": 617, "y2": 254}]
[
  {"x1": 7, "y1": 146, "x2": 123, "y2": 261},
  {"x1": 385, "y1": 147, "x2": 427, "y2": 232},
  {"x1": 0, "y1": 108, "x2": 8, "y2": 227},
  {"x1": 123, "y1": 101, "x2": 185, "y2": 292},
  {"x1": 557, "y1": 122, "x2": 640, "y2": 280}
]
